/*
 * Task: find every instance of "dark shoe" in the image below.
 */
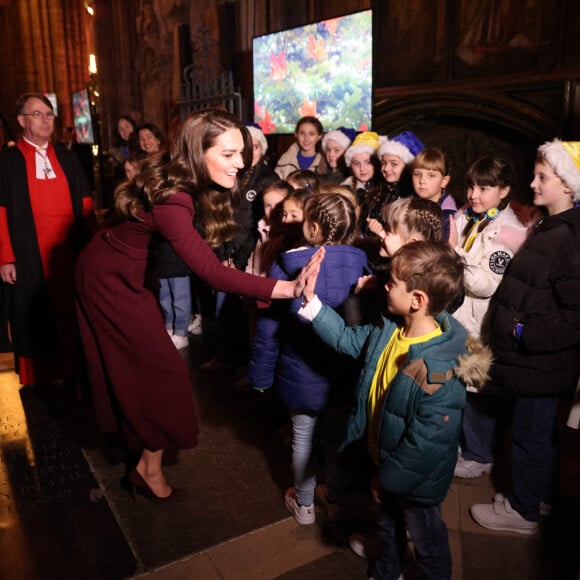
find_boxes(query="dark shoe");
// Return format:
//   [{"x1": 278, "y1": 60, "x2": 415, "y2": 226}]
[{"x1": 127, "y1": 468, "x2": 184, "y2": 504}]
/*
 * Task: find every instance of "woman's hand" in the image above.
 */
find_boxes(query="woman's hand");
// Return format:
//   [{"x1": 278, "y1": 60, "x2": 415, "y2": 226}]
[
  {"x1": 271, "y1": 246, "x2": 326, "y2": 299},
  {"x1": 294, "y1": 246, "x2": 325, "y2": 299}
]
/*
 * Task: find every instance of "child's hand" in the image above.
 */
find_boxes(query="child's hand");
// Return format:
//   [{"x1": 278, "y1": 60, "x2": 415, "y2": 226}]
[
  {"x1": 355, "y1": 274, "x2": 377, "y2": 294},
  {"x1": 448, "y1": 214, "x2": 458, "y2": 247},
  {"x1": 366, "y1": 218, "x2": 386, "y2": 240},
  {"x1": 294, "y1": 246, "x2": 325, "y2": 299},
  {"x1": 370, "y1": 476, "x2": 382, "y2": 504},
  {"x1": 302, "y1": 267, "x2": 319, "y2": 303}
]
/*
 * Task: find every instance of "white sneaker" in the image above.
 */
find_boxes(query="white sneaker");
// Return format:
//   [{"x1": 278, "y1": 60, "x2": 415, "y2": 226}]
[
  {"x1": 166, "y1": 328, "x2": 173, "y2": 336},
  {"x1": 495, "y1": 493, "x2": 552, "y2": 518},
  {"x1": 454, "y1": 457, "x2": 493, "y2": 478},
  {"x1": 188, "y1": 314, "x2": 202, "y2": 335},
  {"x1": 470, "y1": 496, "x2": 538, "y2": 535},
  {"x1": 285, "y1": 488, "x2": 314, "y2": 525},
  {"x1": 171, "y1": 334, "x2": 189, "y2": 350}
]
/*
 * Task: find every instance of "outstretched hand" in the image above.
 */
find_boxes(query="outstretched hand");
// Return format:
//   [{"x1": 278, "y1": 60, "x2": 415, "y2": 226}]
[
  {"x1": 271, "y1": 247, "x2": 325, "y2": 300},
  {"x1": 366, "y1": 217, "x2": 386, "y2": 240},
  {"x1": 294, "y1": 246, "x2": 325, "y2": 299}
]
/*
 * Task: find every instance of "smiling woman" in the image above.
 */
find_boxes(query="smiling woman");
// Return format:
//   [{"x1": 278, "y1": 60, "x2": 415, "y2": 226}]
[{"x1": 74, "y1": 108, "x2": 324, "y2": 503}]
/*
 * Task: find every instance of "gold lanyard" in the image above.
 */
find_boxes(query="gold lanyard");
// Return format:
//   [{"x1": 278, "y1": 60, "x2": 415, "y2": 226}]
[{"x1": 462, "y1": 220, "x2": 480, "y2": 252}]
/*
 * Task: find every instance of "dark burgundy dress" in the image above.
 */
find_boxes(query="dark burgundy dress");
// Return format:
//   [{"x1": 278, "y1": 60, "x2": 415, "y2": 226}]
[{"x1": 75, "y1": 193, "x2": 276, "y2": 451}]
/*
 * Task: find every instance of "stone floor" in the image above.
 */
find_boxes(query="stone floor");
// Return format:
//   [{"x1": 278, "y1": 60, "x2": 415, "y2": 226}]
[{"x1": 0, "y1": 345, "x2": 579, "y2": 580}]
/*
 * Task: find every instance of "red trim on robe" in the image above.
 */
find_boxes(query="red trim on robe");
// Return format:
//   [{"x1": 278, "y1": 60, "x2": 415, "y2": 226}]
[
  {"x1": 13, "y1": 142, "x2": 79, "y2": 384},
  {"x1": 0, "y1": 207, "x2": 15, "y2": 264}
]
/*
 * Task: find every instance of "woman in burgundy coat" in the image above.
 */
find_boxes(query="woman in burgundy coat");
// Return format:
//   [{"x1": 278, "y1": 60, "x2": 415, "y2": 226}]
[{"x1": 75, "y1": 109, "x2": 322, "y2": 502}]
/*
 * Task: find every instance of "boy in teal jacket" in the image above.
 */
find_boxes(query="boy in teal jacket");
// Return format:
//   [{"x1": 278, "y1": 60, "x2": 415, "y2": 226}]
[{"x1": 298, "y1": 241, "x2": 490, "y2": 580}]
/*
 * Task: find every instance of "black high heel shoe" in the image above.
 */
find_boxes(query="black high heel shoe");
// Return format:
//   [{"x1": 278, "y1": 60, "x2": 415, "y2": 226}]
[{"x1": 127, "y1": 468, "x2": 182, "y2": 504}]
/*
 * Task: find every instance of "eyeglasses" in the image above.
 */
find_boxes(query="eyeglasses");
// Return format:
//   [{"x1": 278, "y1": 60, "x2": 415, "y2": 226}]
[{"x1": 20, "y1": 111, "x2": 55, "y2": 120}]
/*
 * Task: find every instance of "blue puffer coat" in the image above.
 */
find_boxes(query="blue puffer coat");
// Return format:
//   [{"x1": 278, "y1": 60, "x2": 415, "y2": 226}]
[
  {"x1": 247, "y1": 245, "x2": 369, "y2": 412},
  {"x1": 311, "y1": 306, "x2": 472, "y2": 506}
]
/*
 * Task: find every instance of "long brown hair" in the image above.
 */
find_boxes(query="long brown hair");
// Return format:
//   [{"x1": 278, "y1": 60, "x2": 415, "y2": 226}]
[{"x1": 114, "y1": 108, "x2": 253, "y2": 248}]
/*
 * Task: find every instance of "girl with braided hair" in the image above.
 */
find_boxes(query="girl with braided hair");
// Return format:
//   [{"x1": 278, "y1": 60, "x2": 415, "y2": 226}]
[
  {"x1": 247, "y1": 188, "x2": 369, "y2": 525},
  {"x1": 351, "y1": 196, "x2": 448, "y2": 327}
]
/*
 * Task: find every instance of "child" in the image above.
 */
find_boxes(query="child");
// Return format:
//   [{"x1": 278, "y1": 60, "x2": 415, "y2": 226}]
[
  {"x1": 275, "y1": 116, "x2": 326, "y2": 179},
  {"x1": 319, "y1": 128, "x2": 355, "y2": 184},
  {"x1": 342, "y1": 131, "x2": 383, "y2": 230},
  {"x1": 122, "y1": 156, "x2": 139, "y2": 181},
  {"x1": 298, "y1": 241, "x2": 490, "y2": 578},
  {"x1": 286, "y1": 169, "x2": 320, "y2": 191},
  {"x1": 245, "y1": 179, "x2": 292, "y2": 276},
  {"x1": 367, "y1": 196, "x2": 444, "y2": 259},
  {"x1": 280, "y1": 187, "x2": 313, "y2": 249},
  {"x1": 451, "y1": 156, "x2": 528, "y2": 478},
  {"x1": 377, "y1": 131, "x2": 424, "y2": 204},
  {"x1": 353, "y1": 197, "x2": 444, "y2": 327},
  {"x1": 470, "y1": 140, "x2": 580, "y2": 534},
  {"x1": 411, "y1": 147, "x2": 457, "y2": 241},
  {"x1": 451, "y1": 155, "x2": 527, "y2": 341},
  {"x1": 247, "y1": 192, "x2": 369, "y2": 525}
]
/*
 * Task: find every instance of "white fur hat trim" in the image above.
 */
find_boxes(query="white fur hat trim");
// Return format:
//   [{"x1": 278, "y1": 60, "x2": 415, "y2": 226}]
[
  {"x1": 538, "y1": 139, "x2": 580, "y2": 201},
  {"x1": 246, "y1": 125, "x2": 268, "y2": 154},
  {"x1": 322, "y1": 130, "x2": 352, "y2": 152},
  {"x1": 378, "y1": 140, "x2": 415, "y2": 165}
]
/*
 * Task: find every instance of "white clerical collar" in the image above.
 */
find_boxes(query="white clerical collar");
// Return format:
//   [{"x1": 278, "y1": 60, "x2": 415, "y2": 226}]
[{"x1": 23, "y1": 137, "x2": 50, "y2": 149}]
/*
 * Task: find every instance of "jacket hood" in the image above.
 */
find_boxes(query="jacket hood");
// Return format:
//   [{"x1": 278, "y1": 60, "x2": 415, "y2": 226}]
[
  {"x1": 454, "y1": 336, "x2": 493, "y2": 391},
  {"x1": 409, "y1": 314, "x2": 492, "y2": 393}
]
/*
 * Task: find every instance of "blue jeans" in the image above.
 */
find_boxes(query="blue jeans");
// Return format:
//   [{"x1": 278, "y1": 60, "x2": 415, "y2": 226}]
[
  {"x1": 290, "y1": 411, "x2": 318, "y2": 507},
  {"x1": 509, "y1": 395, "x2": 559, "y2": 522},
  {"x1": 461, "y1": 392, "x2": 559, "y2": 521},
  {"x1": 159, "y1": 276, "x2": 192, "y2": 336},
  {"x1": 375, "y1": 495, "x2": 451, "y2": 580},
  {"x1": 460, "y1": 392, "x2": 508, "y2": 463}
]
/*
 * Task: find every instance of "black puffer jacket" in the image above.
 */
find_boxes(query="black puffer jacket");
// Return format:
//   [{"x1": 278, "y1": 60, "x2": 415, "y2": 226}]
[{"x1": 483, "y1": 207, "x2": 580, "y2": 396}]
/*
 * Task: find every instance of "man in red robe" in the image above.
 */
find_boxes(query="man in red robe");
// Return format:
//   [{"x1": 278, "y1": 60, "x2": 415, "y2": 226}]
[{"x1": 0, "y1": 93, "x2": 96, "y2": 385}]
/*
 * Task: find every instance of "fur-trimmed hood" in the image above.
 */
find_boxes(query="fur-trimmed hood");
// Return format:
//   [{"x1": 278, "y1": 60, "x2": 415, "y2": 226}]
[{"x1": 454, "y1": 336, "x2": 493, "y2": 391}]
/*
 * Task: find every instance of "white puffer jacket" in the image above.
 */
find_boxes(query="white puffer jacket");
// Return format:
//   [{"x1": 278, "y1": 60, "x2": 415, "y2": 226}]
[{"x1": 453, "y1": 204, "x2": 527, "y2": 338}]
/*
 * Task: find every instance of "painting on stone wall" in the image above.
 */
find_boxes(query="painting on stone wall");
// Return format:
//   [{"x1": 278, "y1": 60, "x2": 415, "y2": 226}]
[
  {"x1": 453, "y1": 0, "x2": 547, "y2": 77},
  {"x1": 374, "y1": 0, "x2": 553, "y2": 88}
]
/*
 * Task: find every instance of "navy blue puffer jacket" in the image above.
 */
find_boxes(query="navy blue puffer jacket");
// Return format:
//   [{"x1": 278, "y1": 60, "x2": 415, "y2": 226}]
[{"x1": 247, "y1": 245, "x2": 369, "y2": 412}]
